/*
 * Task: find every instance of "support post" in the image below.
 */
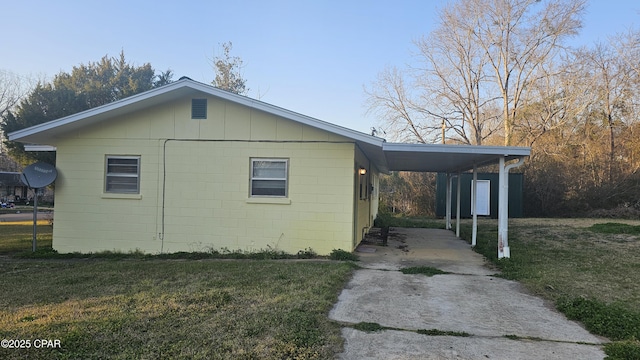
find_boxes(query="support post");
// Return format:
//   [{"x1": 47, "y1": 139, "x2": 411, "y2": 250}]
[
  {"x1": 456, "y1": 172, "x2": 461, "y2": 237},
  {"x1": 498, "y1": 157, "x2": 526, "y2": 259},
  {"x1": 446, "y1": 173, "x2": 452, "y2": 230},
  {"x1": 32, "y1": 188, "x2": 38, "y2": 252},
  {"x1": 472, "y1": 165, "x2": 478, "y2": 247},
  {"x1": 498, "y1": 157, "x2": 506, "y2": 259}
]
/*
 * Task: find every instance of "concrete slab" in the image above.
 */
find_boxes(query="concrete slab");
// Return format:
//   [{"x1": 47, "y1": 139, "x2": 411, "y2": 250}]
[
  {"x1": 330, "y1": 228, "x2": 606, "y2": 359},
  {"x1": 339, "y1": 329, "x2": 605, "y2": 360},
  {"x1": 357, "y1": 228, "x2": 495, "y2": 275}
]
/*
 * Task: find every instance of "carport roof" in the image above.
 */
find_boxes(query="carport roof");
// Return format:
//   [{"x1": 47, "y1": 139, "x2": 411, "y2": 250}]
[
  {"x1": 382, "y1": 143, "x2": 531, "y2": 173},
  {"x1": 8, "y1": 77, "x2": 530, "y2": 174}
]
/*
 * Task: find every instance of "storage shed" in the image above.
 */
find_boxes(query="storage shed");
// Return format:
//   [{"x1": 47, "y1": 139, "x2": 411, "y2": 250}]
[{"x1": 435, "y1": 173, "x2": 524, "y2": 218}]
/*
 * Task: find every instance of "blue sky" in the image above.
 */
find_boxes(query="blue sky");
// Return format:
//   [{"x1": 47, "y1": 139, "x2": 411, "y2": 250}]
[{"x1": 2, "y1": 0, "x2": 638, "y2": 134}]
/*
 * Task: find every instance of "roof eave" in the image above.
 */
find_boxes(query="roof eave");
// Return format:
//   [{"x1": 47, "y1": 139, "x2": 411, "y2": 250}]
[{"x1": 8, "y1": 78, "x2": 385, "y2": 149}]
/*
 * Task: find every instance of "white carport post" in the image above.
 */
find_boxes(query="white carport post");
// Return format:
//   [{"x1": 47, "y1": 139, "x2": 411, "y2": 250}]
[
  {"x1": 456, "y1": 171, "x2": 461, "y2": 237},
  {"x1": 471, "y1": 165, "x2": 478, "y2": 247},
  {"x1": 498, "y1": 157, "x2": 507, "y2": 258},
  {"x1": 497, "y1": 156, "x2": 526, "y2": 259},
  {"x1": 446, "y1": 173, "x2": 452, "y2": 230}
]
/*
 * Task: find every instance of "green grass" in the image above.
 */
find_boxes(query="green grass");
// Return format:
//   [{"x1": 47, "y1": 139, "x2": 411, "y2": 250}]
[
  {"x1": 382, "y1": 214, "x2": 445, "y2": 229},
  {"x1": 0, "y1": 223, "x2": 53, "y2": 254},
  {"x1": 328, "y1": 249, "x2": 359, "y2": 261},
  {"x1": 458, "y1": 218, "x2": 640, "y2": 358},
  {"x1": 400, "y1": 266, "x2": 449, "y2": 276},
  {"x1": 17, "y1": 247, "x2": 321, "y2": 260},
  {"x1": 352, "y1": 322, "x2": 385, "y2": 332},
  {"x1": 587, "y1": 222, "x2": 640, "y2": 235},
  {"x1": 604, "y1": 340, "x2": 640, "y2": 360},
  {"x1": 0, "y1": 259, "x2": 354, "y2": 359},
  {"x1": 0, "y1": 224, "x2": 356, "y2": 359},
  {"x1": 350, "y1": 322, "x2": 471, "y2": 337},
  {"x1": 416, "y1": 329, "x2": 471, "y2": 337}
]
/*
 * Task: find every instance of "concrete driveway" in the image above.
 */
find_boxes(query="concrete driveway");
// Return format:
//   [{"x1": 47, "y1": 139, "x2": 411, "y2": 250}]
[{"x1": 329, "y1": 227, "x2": 606, "y2": 359}]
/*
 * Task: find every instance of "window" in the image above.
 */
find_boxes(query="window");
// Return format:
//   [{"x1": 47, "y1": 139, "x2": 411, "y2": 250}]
[
  {"x1": 250, "y1": 159, "x2": 288, "y2": 197},
  {"x1": 105, "y1": 156, "x2": 140, "y2": 194},
  {"x1": 191, "y1": 98, "x2": 207, "y2": 119}
]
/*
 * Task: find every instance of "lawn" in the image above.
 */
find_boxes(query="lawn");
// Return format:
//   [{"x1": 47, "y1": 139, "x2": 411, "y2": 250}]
[
  {"x1": 459, "y1": 218, "x2": 640, "y2": 359},
  {"x1": 0, "y1": 224, "x2": 355, "y2": 359},
  {"x1": 461, "y1": 218, "x2": 640, "y2": 312},
  {"x1": 4, "y1": 217, "x2": 640, "y2": 358},
  {"x1": 0, "y1": 222, "x2": 52, "y2": 254}
]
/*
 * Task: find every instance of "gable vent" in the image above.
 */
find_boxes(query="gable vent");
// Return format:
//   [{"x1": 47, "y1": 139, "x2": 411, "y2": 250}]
[{"x1": 191, "y1": 99, "x2": 207, "y2": 119}]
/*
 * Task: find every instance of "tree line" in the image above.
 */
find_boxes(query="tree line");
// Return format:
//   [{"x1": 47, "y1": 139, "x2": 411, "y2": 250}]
[
  {"x1": 369, "y1": 0, "x2": 640, "y2": 217},
  {"x1": 1, "y1": 43, "x2": 247, "y2": 166}
]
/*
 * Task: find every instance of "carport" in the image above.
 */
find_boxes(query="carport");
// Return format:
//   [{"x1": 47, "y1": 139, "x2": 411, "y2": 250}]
[{"x1": 382, "y1": 143, "x2": 531, "y2": 258}]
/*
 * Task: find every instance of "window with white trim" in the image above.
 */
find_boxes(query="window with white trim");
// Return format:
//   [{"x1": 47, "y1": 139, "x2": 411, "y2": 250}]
[
  {"x1": 250, "y1": 158, "x2": 288, "y2": 197},
  {"x1": 105, "y1": 156, "x2": 140, "y2": 194}
]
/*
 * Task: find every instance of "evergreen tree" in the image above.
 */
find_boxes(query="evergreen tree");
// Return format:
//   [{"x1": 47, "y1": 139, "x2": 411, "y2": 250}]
[{"x1": 1, "y1": 51, "x2": 173, "y2": 165}]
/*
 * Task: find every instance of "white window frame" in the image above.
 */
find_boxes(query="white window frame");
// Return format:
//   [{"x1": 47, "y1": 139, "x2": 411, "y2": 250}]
[
  {"x1": 250, "y1": 158, "x2": 288, "y2": 198},
  {"x1": 105, "y1": 155, "x2": 141, "y2": 194}
]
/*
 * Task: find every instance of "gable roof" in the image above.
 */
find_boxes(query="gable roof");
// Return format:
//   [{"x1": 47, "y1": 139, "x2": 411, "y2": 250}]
[
  {"x1": 8, "y1": 78, "x2": 531, "y2": 174},
  {"x1": 8, "y1": 78, "x2": 389, "y2": 171}
]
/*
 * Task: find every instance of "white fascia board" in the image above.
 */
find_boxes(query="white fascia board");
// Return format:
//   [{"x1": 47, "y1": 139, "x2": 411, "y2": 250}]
[
  {"x1": 24, "y1": 144, "x2": 57, "y2": 152},
  {"x1": 8, "y1": 78, "x2": 385, "y2": 148},
  {"x1": 383, "y1": 142, "x2": 531, "y2": 156},
  {"x1": 8, "y1": 80, "x2": 189, "y2": 142}
]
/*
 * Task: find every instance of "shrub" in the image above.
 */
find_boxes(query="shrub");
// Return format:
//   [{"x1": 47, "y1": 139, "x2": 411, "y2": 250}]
[
  {"x1": 329, "y1": 249, "x2": 359, "y2": 261},
  {"x1": 296, "y1": 248, "x2": 316, "y2": 259},
  {"x1": 373, "y1": 212, "x2": 392, "y2": 228}
]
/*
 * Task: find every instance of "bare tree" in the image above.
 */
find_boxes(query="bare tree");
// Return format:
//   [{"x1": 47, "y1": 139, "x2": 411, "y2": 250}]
[
  {"x1": 615, "y1": 28, "x2": 640, "y2": 78},
  {"x1": 412, "y1": 7, "x2": 503, "y2": 145},
  {"x1": 0, "y1": 70, "x2": 34, "y2": 120},
  {"x1": 366, "y1": 66, "x2": 430, "y2": 143},
  {"x1": 367, "y1": 0, "x2": 585, "y2": 146},
  {"x1": 445, "y1": 0, "x2": 586, "y2": 145},
  {"x1": 514, "y1": 54, "x2": 592, "y2": 148},
  {"x1": 0, "y1": 70, "x2": 37, "y2": 152},
  {"x1": 211, "y1": 42, "x2": 248, "y2": 95}
]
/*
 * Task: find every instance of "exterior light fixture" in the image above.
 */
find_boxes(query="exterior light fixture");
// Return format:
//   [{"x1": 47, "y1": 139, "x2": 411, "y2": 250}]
[{"x1": 359, "y1": 167, "x2": 367, "y2": 175}]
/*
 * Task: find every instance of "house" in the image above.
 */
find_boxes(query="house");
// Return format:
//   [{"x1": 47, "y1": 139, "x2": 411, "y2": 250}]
[
  {"x1": 0, "y1": 172, "x2": 28, "y2": 203},
  {"x1": 9, "y1": 78, "x2": 385, "y2": 255},
  {"x1": 9, "y1": 78, "x2": 530, "y2": 257},
  {"x1": 435, "y1": 172, "x2": 525, "y2": 218}
]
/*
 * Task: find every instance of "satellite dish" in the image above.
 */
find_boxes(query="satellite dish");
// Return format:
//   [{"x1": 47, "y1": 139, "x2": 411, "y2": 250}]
[
  {"x1": 20, "y1": 162, "x2": 58, "y2": 189},
  {"x1": 20, "y1": 162, "x2": 58, "y2": 252}
]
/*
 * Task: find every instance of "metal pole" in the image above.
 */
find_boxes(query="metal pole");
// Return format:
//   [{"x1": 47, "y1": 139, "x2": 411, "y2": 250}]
[
  {"x1": 501, "y1": 157, "x2": 526, "y2": 259},
  {"x1": 498, "y1": 157, "x2": 506, "y2": 259},
  {"x1": 446, "y1": 174, "x2": 452, "y2": 230},
  {"x1": 32, "y1": 188, "x2": 38, "y2": 252},
  {"x1": 456, "y1": 172, "x2": 461, "y2": 237},
  {"x1": 472, "y1": 165, "x2": 478, "y2": 246}
]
